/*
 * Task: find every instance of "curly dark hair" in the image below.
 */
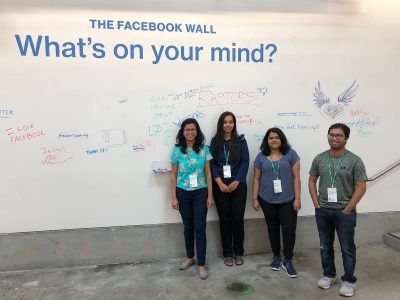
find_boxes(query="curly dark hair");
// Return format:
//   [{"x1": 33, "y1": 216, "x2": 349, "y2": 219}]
[
  {"x1": 175, "y1": 118, "x2": 205, "y2": 154},
  {"x1": 260, "y1": 127, "x2": 291, "y2": 156},
  {"x1": 211, "y1": 111, "x2": 240, "y2": 163}
]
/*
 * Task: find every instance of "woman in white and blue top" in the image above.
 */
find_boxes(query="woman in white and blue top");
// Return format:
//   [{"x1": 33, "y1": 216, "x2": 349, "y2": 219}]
[
  {"x1": 252, "y1": 127, "x2": 301, "y2": 278},
  {"x1": 170, "y1": 118, "x2": 213, "y2": 280}
]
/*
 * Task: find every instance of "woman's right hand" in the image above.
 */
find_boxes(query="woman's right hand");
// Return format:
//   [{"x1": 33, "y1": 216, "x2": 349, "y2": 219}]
[
  {"x1": 172, "y1": 197, "x2": 179, "y2": 210},
  {"x1": 207, "y1": 195, "x2": 214, "y2": 208},
  {"x1": 252, "y1": 199, "x2": 261, "y2": 211},
  {"x1": 218, "y1": 182, "x2": 229, "y2": 193}
]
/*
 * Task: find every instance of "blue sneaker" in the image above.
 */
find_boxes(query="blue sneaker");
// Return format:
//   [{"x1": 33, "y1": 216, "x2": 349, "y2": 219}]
[
  {"x1": 270, "y1": 256, "x2": 281, "y2": 271},
  {"x1": 281, "y1": 259, "x2": 298, "y2": 278}
]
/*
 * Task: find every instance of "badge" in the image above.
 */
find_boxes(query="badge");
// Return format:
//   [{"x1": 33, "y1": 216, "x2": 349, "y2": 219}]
[
  {"x1": 223, "y1": 165, "x2": 232, "y2": 178},
  {"x1": 273, "y1": 179, "x2": 282, "y2": 193},
  {"x1": 189, "y1": 174, "x2": 198, "y2": 188},
  {"x1": 327, "y1": 187, "x2": 338, "y2": 202}
]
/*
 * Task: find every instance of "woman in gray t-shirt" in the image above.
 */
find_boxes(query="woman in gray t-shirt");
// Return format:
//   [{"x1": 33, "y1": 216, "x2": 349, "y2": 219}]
[{"x1": 252, "y1": 127, "x2": 301, "y2": 278}]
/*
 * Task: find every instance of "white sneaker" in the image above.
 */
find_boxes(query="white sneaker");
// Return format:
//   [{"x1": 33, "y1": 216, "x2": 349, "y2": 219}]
[
  {"x1": 317, "y1": 276, "x2": 337, "y2": 289},
  {"x1": 339, "y1": 281, "x2": 356, "y2": 297}
]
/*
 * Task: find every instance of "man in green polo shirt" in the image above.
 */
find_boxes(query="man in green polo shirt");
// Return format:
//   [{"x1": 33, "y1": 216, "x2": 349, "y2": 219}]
[{"x1": 309, "y1": 123, "x2": 367, "y2": 297}]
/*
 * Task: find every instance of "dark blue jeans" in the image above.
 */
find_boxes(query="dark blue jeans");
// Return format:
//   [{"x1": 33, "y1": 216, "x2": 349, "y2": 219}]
[
  {"x1": 176, "y1": 187, "x2": 208, "y2": 266},
  {"x1": 315, "y1": 207, "x2": 357, "y2": 283}
]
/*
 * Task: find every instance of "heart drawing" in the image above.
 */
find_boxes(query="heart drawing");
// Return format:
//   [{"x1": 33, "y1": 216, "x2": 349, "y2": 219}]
[
  {"x1": 313, "y1": 81, "x2": 359, "y2": 122},
  {"x1": 321, "y1": 103, "x2": 345, "y2": 120}
]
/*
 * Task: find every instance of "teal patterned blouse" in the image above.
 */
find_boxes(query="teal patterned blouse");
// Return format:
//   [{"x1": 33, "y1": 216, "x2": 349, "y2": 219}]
[{"x1": 170, "y1": 145, "x2": 213, "y2": 191}]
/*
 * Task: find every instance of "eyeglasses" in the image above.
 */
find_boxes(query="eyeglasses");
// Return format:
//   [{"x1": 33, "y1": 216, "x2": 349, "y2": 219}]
[
  {"x1": 327, "y1": 133, "x2": 345, "y2": 139},
  {"x1": 184, "y1": 129, "x2": 197, "y2": 132}
]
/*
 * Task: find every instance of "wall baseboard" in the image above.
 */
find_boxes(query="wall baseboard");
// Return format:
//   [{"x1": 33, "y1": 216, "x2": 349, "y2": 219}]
[{"x1": 0, "y1": 211, "x2": 399, "y2": 271}]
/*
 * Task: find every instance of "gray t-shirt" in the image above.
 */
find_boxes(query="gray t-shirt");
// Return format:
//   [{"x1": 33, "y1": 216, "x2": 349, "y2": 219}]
[
  {"x1": 309, "y1": 149, "x2": 367, "y2": 209},
  {"x1": 254, "y1": 149, "x2": 300, "y2": 204}
]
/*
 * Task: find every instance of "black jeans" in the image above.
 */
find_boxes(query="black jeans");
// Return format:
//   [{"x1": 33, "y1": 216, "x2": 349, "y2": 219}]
[
  {"x1": 259, "y1": 197, "x2": 297, "y2": 260},
  {"x1": 213, "y1": 182, "x2": 247, "y2": 257},
  {"x1": 176, "y1": 187, "x2": 208, "y2": 266}
]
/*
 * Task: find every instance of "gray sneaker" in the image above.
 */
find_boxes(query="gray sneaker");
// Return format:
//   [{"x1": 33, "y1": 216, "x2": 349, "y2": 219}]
[
  {"x1": 179, "y1": 259, "x2": 194, "y2": 270},
  {"x1": 317, "y1": 276, "x2": 337, "y2": 289},
  {"x1": 339, "y1": 281, "x2": 356, "y2": 297},
  {"x1": 199, "y1": 268, "x2": 208, "y2": 280}
]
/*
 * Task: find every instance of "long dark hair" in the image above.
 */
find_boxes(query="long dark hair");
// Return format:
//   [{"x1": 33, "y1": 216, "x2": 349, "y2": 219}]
[
  {"x1": 211, "y1": 111, "x2": 240, "y2": 163},
  {"x1": 260, "y1": 127, "x2": 291, "y2": 156},
  {"x1": 175, "y1": 118, "x2": 204, "y2": 154}
]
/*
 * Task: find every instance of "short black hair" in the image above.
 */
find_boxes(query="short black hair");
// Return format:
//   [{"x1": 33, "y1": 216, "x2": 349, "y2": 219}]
[{"x1": 328, "y1": 123, "x2": 350, "y2": 139}]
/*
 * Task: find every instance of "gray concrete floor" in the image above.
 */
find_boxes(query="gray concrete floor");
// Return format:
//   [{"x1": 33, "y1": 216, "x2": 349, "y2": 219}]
[{"x1": 0, "y1": 244, "x2": 399, "y2": 300}]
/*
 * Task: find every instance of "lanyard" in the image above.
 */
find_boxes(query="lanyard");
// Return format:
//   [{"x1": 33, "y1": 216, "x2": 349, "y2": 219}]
[
  {"x1": 328, "y1": 152, "x2": 345, "y2": 188},
  {"x1": 223, "y1": 143, "x2": 230, "y2": 166},
  {"x1": 270, "y1": 157, "x2": 281, "y2": 180},
  {"x1": 187, "y1": 149, "x2": 198, "y2": 173}
]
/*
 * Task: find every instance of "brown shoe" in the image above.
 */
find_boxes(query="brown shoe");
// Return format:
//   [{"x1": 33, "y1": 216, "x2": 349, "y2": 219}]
[
  {"x1": 235, "y1": 256, "x2": 244, "y2": 266},
  {"x1": 224, "y1": 257, "x2": 234, "y2": 267}
]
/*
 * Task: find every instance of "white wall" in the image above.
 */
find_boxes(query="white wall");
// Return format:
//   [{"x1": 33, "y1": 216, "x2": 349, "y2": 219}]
[{"x1": 0, "y1": 0, "x2": 399, "y2": 233}]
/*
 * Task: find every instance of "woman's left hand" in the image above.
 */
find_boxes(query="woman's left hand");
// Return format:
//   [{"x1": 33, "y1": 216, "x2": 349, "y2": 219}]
[
  {"x1": 227, "y1": 180, "x2": 240, "y2": 193},
  {"x1": 252, "y1": 199, "x2": 261, "y2": 211},
  {"x1": 293, "y1": 199, "x2": 301, "y2": 211},
  {"x1": 207, "y1": 196, "x2": 214, "y2": 208}
]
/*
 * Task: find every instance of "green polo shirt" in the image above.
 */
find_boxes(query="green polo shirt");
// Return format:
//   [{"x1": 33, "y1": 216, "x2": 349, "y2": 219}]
[{"x1": 309, "y1": 150, "x2": 367, "y2": 209}]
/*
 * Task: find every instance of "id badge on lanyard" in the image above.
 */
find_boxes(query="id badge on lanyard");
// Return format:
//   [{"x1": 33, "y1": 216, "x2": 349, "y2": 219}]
[
  {"x1": 223, "y1": 165, "x2": 231, "y2": 178},
  {"x1": 273, "y1": 179, "x2": 282, "y2": 193},
  {"x1": 327, "y1": 187, "x2": 337, "y2": 202},
  {"x1": 189, "y1": 174, "x2": 198, "y2": 188}
]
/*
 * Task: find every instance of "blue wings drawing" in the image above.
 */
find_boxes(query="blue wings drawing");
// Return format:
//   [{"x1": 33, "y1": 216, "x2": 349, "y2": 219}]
[{"x1": 313, "y1": 80, "x2": 359, "y2": 108}]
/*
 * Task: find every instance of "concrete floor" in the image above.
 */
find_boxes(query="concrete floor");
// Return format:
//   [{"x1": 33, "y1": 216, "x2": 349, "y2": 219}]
[{"x1": 0, "y1": 244, "x2": 399, "y2": 300}]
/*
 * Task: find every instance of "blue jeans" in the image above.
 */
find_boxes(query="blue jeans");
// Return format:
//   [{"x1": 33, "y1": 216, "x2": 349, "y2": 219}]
[
  {"x1": 315, "y1": 207, "x2": 357, "y2": 283},
  {"x1": 176, "y1": 187, "x2": 208, "y2": 266}
]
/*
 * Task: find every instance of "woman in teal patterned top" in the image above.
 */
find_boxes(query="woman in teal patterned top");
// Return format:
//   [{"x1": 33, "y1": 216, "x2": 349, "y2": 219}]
[{"x1": 170, "y1": 118, "x2": 213, "y2": 280}]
